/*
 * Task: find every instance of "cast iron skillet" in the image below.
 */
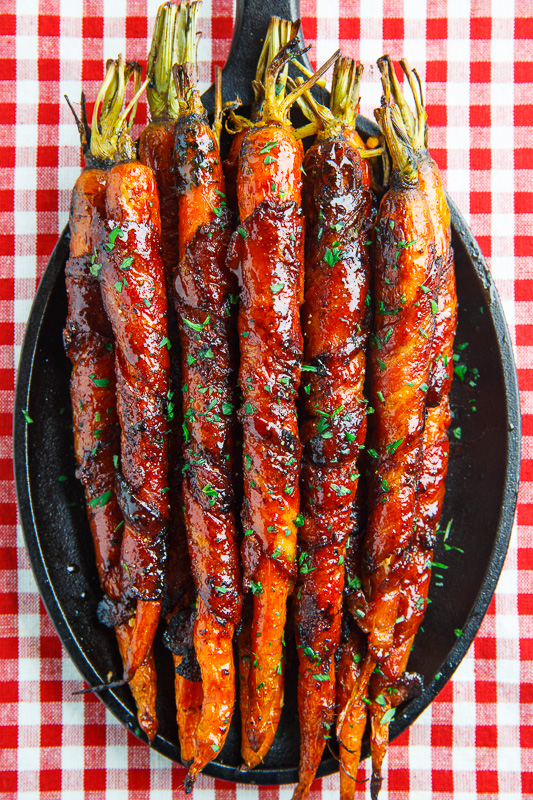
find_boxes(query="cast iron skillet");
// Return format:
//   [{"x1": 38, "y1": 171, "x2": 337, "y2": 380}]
[{"x1": 13, "y1": 0, "x2": 520, "y2": 787}]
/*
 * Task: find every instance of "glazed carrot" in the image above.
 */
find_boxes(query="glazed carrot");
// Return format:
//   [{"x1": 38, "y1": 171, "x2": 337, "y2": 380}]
[
  {"x1": 291, "y1": 59, "x2": 374, "y2": 800},
  {"x1": 138, "y1": 1, "x2": 201, "y2": 760},
  {"x1": 88, "y1": 60, "x2": 170, "y2": 688},
  {"x1": 364, "y1": 59, "x2": 457, "y2": 797},
  {"x1": 168, "y1": 3, "x2": 242, "y2": 786},
  {"x1": 228, "y1": 37, "x2": 340, "y2": 763},
  {"x1": 335, "y1": 492, "x2": 369, "y2": 800},
  {"x1": 223, "y1": 16, "x2": 299, "y2": 213},
  {"x1": 337, "y1": 80, "x2": 440, "y2": 773},
  {"x1": 64, "y1": 60, "x2": 158, "y2": 740}
]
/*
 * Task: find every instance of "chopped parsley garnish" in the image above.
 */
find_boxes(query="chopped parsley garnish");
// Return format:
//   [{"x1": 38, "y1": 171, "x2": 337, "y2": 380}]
[
  {"x1": 238, "y1": 227, "x2": 248, "y2": 240},
  {"x1": 381, "y1": 708, "x2": 396, "y2": 725},
  {"x1": 88, "y1": 490, "x2": 112, "y2": 508},
  {"x1": 21, "y1": 409, "x2": 33, "y2": 424},
  {"x1": 105, "y1": 227, "x2": 124, "y2": 250},
  {"x1": 184, "y1": 314, "x2": 210, "y2": 332},
  {"x1": 270, "y1": 282, "x2": 284, "y2": 294},
  {"x1": 259, "y1": 140, "x2": 277, "y2": 154},
  {"x1": 89, "y1": 374, "x2": 110, "y2": 388},
  {"x1": 324, "y1": 245, "x2": 343, "y2": 267}
]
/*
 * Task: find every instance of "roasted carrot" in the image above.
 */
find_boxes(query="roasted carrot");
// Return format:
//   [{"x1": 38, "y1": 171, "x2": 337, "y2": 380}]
[
  {"x1": 337, "y1": 81, "x2": 440, "y2": 774},
  {"x1": 223, "y1": 17, "x2": 299, "y2": 214},
  {"x1": 64, "y1": 59, "x2": 158, "y2": 741},
  {"x1": 336, "y1": 491, "x2": 369, "y2": 800},
  {"x1": 291, "y1": 59, "x2": 374, "y2": 800},
  {"x1": 138, "y1": 1, "x2": 201, "y2": 760},
  {"x1": 88, "y1": 60, "x2": 170, "y2": 688},
  {"x1": 168, "y1": 2, "x2": 242, "y2": 786},
  {"x1": 364, "y1": 58, "x2": 457, "y2": 797},
  {"x1": 227, "y1": 37, "x2": 340, "y2": 764}
]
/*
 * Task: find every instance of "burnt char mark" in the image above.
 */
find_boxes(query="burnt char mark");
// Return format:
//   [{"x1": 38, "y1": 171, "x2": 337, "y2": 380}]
[
  {"x1": 163, "y1": 607, "x2": 202, "y2": 683},
  {"x1": 174, "y1": 113, "x2": 217, "y2": 196},
  {"x1": 97, "y1": 594, "x2": 133, "y2": 628}
]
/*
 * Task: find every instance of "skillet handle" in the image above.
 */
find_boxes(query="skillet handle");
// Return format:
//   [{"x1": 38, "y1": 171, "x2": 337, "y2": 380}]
[{"x1": 202, "y1": 0, "x2": 304, "y2": 112}]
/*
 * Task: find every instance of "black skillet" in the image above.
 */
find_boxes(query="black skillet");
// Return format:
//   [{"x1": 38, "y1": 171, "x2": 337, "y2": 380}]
[{"x1": 13, "y1": 0, "x2": 521, "y2": 787}]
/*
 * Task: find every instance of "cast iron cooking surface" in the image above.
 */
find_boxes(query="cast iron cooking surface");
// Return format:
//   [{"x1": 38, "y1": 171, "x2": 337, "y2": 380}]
[{"x1": 14, "y1": 0, "x2": 520, "y2": 787}]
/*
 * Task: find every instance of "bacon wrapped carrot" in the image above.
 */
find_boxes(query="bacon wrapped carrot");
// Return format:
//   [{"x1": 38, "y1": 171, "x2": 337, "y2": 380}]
[
  {"x1": 167, "y1": 2, "x2": 241, "y2": 786},
  {"x1": 64, "y1": 58, "x2": 158, "y2": 740},
  {"x1": 291, "y1": 59, "x2": 374, "y2": 800},
  {"x1": 227, "y1": 36, "x2": 340, "y2": 765},
  {"x1": 337, "y1": 79, "x2": 440, "y2": 774},
  {"x1": 365, "y1": 57, "x2": 457, "y2": 797},
  {"x1": 336, "y1": 489, "x2": 369, "y2": 800},
  {"x1": 88, "y1": 61, "x2": 170, "y2": 689},
  {"x1": 138, "y1": 1, "x2": 201, "y2": 761}
]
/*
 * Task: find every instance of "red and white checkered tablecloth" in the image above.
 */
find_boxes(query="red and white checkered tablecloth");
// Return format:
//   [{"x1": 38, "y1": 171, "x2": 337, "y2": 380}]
[{"x1": 1, "y1": 0, "x2": 531, "y2": 797}]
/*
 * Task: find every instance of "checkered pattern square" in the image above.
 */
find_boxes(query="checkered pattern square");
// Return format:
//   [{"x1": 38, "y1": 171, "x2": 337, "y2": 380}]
[{"x1": 1, "y1": 0, "x2": 531, "y2": 797}]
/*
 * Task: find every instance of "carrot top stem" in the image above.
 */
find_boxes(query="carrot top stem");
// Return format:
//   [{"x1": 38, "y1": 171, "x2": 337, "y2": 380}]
[
  {"x1": 253, "y1": 16, "x2": 300, "y2": 108},
  {"x1": 171, "y1": 1, "x2": 205, "y2": 118},
  {"x1": 263, "y1": 38, "x2": 341, "y2": 126},
  {"x1": 213, "y1": 65, "x2": 223, "y2": 145},
  {"x1": 378, "y1": 56, "x2": 426, "y2": 152},
  {"x1": 89, "y1": 55, "x2": 143, "y2": 163},
  {"x1": 64, "y1": 91, "x2": 91, "y2": 160},
  {"x1": 374, "y1": 67, "x2": 418, "y2": 187},
  {"x1": 330, "y1": 56, "x2": 363, "y2": 129},
  {"x1": 146, "y1": 1, "x2": 185, "y2": 120}
]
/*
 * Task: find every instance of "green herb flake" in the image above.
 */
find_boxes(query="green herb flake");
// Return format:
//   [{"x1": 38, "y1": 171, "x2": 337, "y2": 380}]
[
  {"x1": 381, "y1": 708, "x2": 396, "y2": 725},
  {"x1": 324, "y1": 246, "x2": 342, "y2": 268},
  {"x1": 270, "y1": 282, "x2": 284, "y2": 294},
  {"x1": 386, "y1": 438, "x2": 404, "y2": 454},
  {"x1": 88, "y1": 490, "x2": 112, "y2": 508},
  {"x1": 89, "y1": 374, "x2": 110, "y2": 388},
  {"x1": 184, "y1": 314, "x2": 210, "y2": 332},
  {"x1": 159, "y1": 336, "x2": 172, "y2": 350},
  {"x1": 114, "y1": 281, "x2": 123, "y2": 293},
  {"x1": 259, "y1": 140, "x2": 278, "y2": 154},
  {"x1": 21, "y1": 409, "x2": 33, "y2": 424},
  {"x1": 331, "y1": 484, "x2": 351, "y2": 497},
  {"x1": 377, "y1": 359, "x2": 386, "y2": 372},
  {"x1": 430, "y1": 298, "x2": 438, "y2": 315},
  {"x1": 313, "y1": 673, "x2": 330, "y2": 682},
  {"x1": 119, "y1": 256, "x2": 134, "y2": 271},
  {"x1": 238, "y1": 227, "x2": 248, "y2": 240},
  {"x1": 106, "y1": 227, "x2": 125, "y2": 250},
  {"x1": 250, "y1": 580, "x2": 263, "y2": 595}
]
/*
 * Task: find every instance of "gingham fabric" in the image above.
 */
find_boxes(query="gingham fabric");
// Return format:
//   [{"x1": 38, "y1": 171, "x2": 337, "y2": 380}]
[{"x1": 1, "y1": 0, "x2": 530, "y2": 797}]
